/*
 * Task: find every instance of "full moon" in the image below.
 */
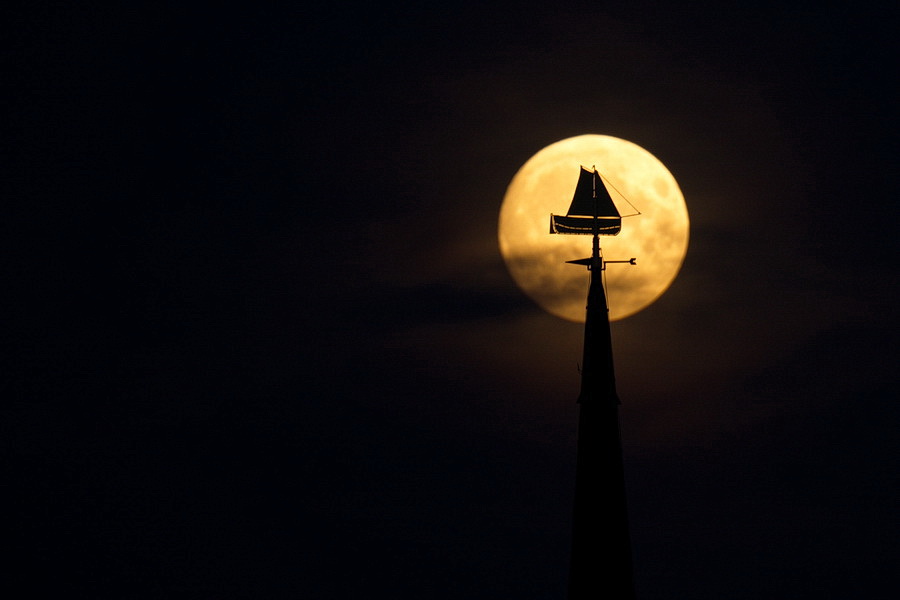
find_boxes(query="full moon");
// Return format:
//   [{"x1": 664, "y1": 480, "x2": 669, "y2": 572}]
[{"x1": 499, "y1": 135, "x2": 689, "y2": 322}]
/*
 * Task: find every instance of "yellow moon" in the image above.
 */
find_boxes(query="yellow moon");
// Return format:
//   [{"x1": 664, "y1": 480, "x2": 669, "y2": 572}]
[{"x1": 499, "y1": 134, "x2": 689, "y2": 322}]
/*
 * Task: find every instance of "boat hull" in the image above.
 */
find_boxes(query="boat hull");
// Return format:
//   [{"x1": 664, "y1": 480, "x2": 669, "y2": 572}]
[{"x1": 550, "y1": 214, "x2": 621, "y2": 235}]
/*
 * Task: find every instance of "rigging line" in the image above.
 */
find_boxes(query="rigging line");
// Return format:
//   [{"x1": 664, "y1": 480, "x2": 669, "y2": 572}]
[{"x1": 598, "y1": 170, "x2": 642, "y2": 217}]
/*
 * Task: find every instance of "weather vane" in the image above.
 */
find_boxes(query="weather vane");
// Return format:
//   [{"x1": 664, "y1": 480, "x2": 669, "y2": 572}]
[{"x1": 550, "y1": 165, "x2": 636, "y2": 281}]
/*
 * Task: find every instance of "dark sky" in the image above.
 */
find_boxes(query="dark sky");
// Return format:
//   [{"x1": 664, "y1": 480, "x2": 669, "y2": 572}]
[{"x1": 6, "y1": 3, "x2": 898, "y2": 598}]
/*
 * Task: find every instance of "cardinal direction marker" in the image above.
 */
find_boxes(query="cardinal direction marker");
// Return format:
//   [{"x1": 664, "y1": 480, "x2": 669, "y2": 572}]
[
  {"x1": 552, "y1": 166, "x2": 637, "y2": 600},
  {"x1": 565, "y1": 257, "x2": 636, "y2": 268}
]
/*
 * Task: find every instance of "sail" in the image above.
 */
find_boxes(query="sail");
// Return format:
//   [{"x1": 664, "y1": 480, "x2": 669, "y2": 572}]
[
  {"x1": 550, "y1": 167, "x2": 622, "y2": 235},
  {"x1": 568, "y1": 167, "x2": 619, "y2": 217}
]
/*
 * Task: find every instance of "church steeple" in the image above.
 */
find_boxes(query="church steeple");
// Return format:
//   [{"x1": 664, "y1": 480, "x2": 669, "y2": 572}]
[
  {"x1": 567, "y1": 256, "x2": 636, "y2": 599},
  {"x1": 552, "y1": 167, "x2": 637, "y2": 599}
]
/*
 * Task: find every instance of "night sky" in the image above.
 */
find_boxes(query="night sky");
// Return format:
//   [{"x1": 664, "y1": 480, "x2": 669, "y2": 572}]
[{"x1": 7, "y1": 3, "x2": 898, "y2": 598}]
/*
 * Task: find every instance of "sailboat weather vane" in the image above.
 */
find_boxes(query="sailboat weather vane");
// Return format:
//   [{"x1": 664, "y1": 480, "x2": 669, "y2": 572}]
[{"x1": 550, "y1": 165, "x2": 637, "y2": 300}]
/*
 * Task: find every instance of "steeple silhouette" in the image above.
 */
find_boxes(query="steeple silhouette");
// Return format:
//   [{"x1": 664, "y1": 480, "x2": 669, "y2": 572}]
[{"x1": 551, "y1": 167, "x2": 637, "y2": 599}]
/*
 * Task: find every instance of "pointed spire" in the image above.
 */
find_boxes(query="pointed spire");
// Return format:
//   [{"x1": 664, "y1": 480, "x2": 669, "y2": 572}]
[
  {"x1": 577, "y1": 255, "x2": 619, "y2": 406},
  {"x1": 567, "y1": 239, "x2": 636, "y2": 599}
]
